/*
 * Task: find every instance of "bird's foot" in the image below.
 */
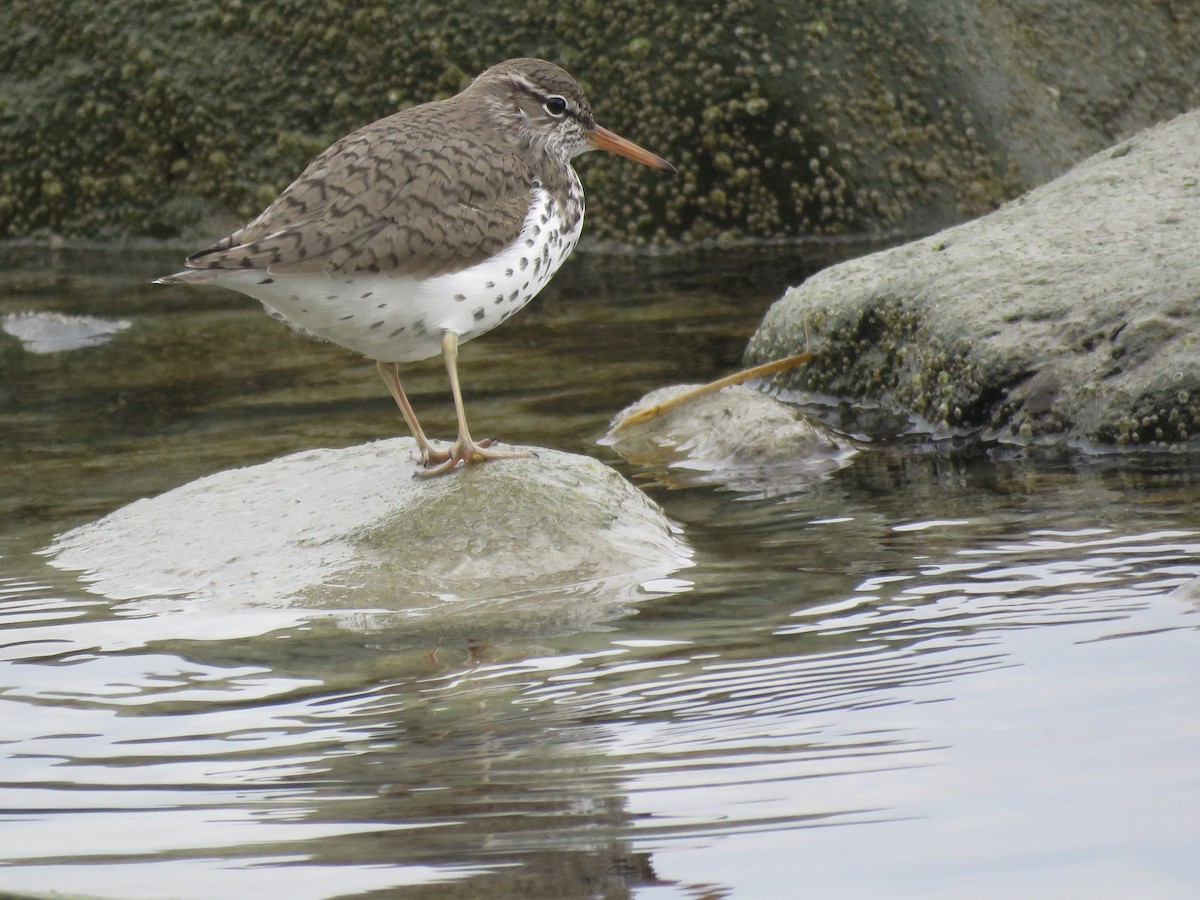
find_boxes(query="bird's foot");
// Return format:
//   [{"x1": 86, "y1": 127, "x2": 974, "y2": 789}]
[
  {"x1": 412, "y1": 437, "x2": 490, "y2": 467},
  {"x1": 418, "y1": 437, "x2": 530, "y2": 478},
  {"x1": 414, "y1": 441, "x2": 453, "y2": 467}
]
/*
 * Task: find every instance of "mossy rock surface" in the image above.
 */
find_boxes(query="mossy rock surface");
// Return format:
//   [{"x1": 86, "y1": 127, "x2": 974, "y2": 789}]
[
  {"x1": 2, "y1": 0, "x2": 1197, "y2": 244},
  {"x1": 746, "y1": 110, "x2": 1200, "y2": 449}
]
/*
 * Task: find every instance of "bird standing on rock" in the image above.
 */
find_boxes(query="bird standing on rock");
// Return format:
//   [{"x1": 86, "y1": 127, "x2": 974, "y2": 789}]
[{"x1": 158, "y1": 57, "x2": 675, "y2": 476}]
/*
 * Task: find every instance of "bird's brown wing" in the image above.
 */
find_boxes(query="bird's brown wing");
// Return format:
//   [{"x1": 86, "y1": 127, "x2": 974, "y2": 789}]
[{"x1": 185, "y1": 106, "x2": 533, "y2": 279}]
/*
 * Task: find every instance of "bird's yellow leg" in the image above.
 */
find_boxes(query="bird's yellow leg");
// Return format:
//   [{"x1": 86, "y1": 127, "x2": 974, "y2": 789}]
[
  {"x1": 420, "y1": 332, "x2": 530, "y2": 477},
  {"x1": 376, "y1": 360, "x2": 451, "y2": 466}
]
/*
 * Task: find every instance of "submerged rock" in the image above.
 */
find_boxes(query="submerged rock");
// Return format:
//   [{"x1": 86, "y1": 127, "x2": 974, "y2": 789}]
[
  {"x1": 2, "y1": 311, "x2": 131, "y2": 354},
  {"x1": 45, "y1": 440, "x2": 693, "y2": 634},
  {"x1": 746, "y1": 109, "x2": 1200, "y2": 449},
  {"x1": 605, "y1": 383, "x2": 857, "y2": 495}
]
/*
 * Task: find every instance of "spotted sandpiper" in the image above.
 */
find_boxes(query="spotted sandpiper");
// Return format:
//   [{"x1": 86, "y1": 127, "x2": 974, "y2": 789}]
[{"x1": 158, "y1": 58, "x2": 675, "y2": 475}]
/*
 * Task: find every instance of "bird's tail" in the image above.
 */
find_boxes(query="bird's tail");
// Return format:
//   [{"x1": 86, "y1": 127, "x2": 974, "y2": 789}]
[{"x1": 153, "y1": 268, "x2": 226, "y2": 285}]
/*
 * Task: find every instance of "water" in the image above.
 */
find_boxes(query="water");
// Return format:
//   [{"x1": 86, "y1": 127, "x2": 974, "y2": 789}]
[{"x1": 1, "y1": 244, "x2": 1199, "y2": 899}]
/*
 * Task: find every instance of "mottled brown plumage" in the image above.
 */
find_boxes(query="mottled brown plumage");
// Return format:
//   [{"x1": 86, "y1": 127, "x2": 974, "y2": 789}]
[
  {"x1": 181, "y1": 59, "x2": 597, "y2": 280},
  {"x1": 158, "y1": 58, "x2": 674, "y2": 475}
]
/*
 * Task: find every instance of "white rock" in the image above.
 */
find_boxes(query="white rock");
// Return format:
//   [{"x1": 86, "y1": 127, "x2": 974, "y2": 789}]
[
  {"x1": 45, "y1": 439, "x2": 693, "y2": 634},
  {"x1": 2, "y1": 311, "x2": 131, "y2": 353}
]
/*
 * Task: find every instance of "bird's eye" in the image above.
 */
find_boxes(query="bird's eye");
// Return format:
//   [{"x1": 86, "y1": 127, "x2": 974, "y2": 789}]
[{"x1": 543, "y1": 95, "x2": 568, "y2": 117}]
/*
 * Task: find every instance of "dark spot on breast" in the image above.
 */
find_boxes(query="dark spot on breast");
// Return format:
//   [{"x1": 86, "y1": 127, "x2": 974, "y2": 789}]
[
  {"x1": 259, "y1": 277, "x2": 274, "y2": 285},
  {"x1": 338, "y1": 314, "x2": 354, "y2": 321},
  {"x1": 361, "y1": 291, "x2": 373, "y2": 298},
  {"x1": 494, "y1": 294, "x2": 504, "y2": 305},
  {"x1": 454, "y1": 293, "x2": 466, "y2": 302},
  {"x1": 389, "y1": 326, "x2": 406, "y2": 337},
  {"x1": 519, "y1": 257, "x2": 528, "y2": 270},
  {"x1": 485, "y1": 280, "x2": 495, "y2": 289},
  {"x1": 473, "y1": 307, "x2": 485, "y2": 321},
  {"x1": 377, "y1": 302, "x2": 388, "y2": 309},
  {"x1": 505, "y1": 268, "x2": 513, "y2": 277},
  {"x1": 370, "y1": 320, "x2": 384, "y2": 329},
  {"x1": 509, "y1": 290, "x2": 518, "y2": 302}
]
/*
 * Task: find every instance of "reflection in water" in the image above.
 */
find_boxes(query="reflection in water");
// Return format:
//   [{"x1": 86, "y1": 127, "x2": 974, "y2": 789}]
[{"x1": 1, "y1": 247, "x2": 1200, "y2": 897}]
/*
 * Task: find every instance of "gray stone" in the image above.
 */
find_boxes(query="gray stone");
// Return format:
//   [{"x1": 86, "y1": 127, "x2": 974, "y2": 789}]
[
  {"x1": 604, "y1": 383, "x2": 857, "y2": 495},
  {"x1": 746, "y1": 109, "x2": 1200, "y2": 448},
  {"x1": 45, "y1": 439, "x2": 693, "y2": 634}
]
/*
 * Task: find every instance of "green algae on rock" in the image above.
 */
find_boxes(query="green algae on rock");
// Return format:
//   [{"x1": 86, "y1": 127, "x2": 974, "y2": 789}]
[
  {"x1": 1, "y1": 1, "x2": 1197, "y2": 245},
  {"x1": 745, "y1": 109, "x2": 1200, "y2": 449}
]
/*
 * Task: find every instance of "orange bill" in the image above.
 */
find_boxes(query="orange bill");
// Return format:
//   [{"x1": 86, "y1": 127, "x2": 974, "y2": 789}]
[{"x1": 588, "y1": 125, "x2": 676, "y2": 173}]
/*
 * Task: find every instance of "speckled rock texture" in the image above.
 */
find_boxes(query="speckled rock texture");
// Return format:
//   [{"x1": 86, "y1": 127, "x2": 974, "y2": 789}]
[
  {"x1": 1, "y1": 1, "x2": 1196, "y2": 244},
  {"x1": 745, "y1": 109, "x2": 1200, "y2": 449}
]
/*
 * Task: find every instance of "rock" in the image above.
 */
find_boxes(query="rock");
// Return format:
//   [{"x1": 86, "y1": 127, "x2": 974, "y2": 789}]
[
  {"x1": 604, "y1": 383, "x2": 857, "y2": 495},
  {"x1": 2, "y1": 2, "x2": 1197, "y2": 244},
  {"x1": 745, "y1": 109, "x2": 1200, "y2": 449},
  {"x1": 2, "y1": 311, "x2": 131, "y2": 354},
  {"x1": 44, "y1": 440, "x2": 693, "y2": 635}
]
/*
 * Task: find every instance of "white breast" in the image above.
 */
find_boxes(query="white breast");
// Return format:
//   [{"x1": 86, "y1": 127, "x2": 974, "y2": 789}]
[{"x1": 215, "y1": 183, "x2": 584, "y2": 363}]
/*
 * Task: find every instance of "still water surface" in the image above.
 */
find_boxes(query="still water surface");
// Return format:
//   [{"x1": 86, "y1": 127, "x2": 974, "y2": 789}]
[{"x1": 1, "y1": 244, "x2": 1199, "y2": 898}]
